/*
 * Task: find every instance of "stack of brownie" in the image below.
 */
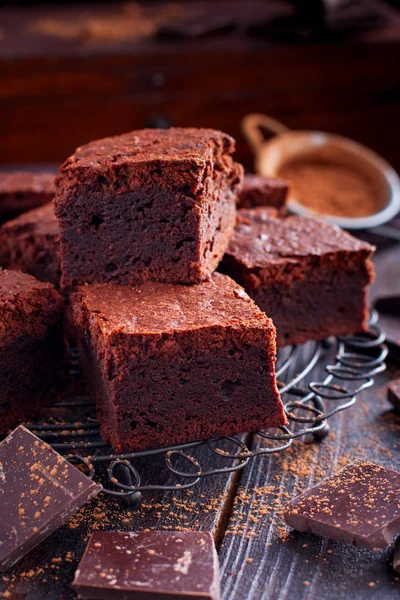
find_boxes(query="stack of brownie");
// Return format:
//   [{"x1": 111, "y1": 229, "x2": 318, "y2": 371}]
[
  {"x1": 53, "y1": 128, "x2": 287, "y2": 452},
  {"x1": 0, "y1": 126, "x2": 375, "y2": 452}
]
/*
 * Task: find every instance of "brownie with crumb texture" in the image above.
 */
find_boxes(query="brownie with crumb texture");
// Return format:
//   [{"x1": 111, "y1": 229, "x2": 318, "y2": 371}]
[
  {"x1": 71, "y1": 272, "x2": 286, "y2": 452},
  {"x1": 237, "y1": 174, "x2": 288, "y2": 214},
  {"x1": 55, "y1": 128, "x2": 243, "y2": 289},
  {"x1": 221, "y1": 208, "x2": 375, "y2": 347},
  {"x1": 0, "y1": 203, "x2": 60, "y2": 286},
  {"x1": 0, "y1": 270, "x2": 64, "y2": 435},
  {"x1": 0, "y1": 172, "x2": 55, "y2": 223}
]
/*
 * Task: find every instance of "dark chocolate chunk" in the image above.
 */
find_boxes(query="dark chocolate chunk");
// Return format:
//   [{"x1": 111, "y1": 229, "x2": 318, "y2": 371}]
[
  {"x1": 388, "y1": 379, "x2": 400, "y2": 412},
  {"x1": 0, "y1": 426, "x2": 101, "y2": 571},
  {"x1": 284, "y1": 461, "x2": 400, "y2": 550},
  {"x1": 73, "y1": 530, "x2": 220, "y2": 600}
]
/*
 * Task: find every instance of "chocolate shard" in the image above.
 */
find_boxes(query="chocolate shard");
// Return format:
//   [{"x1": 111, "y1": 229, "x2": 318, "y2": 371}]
[
  {"x1": 284, "y1": 461, "x2": 400, "y2": 550},
  {"x1": 73, "y1": 530, "x2": 220, "y2": 600},
  {"x1": 0, "y1": 425, "x2": 102, "y2": 571},
  {"x1": 388, "y1": 378, "x2": 400, "y2": 412}
]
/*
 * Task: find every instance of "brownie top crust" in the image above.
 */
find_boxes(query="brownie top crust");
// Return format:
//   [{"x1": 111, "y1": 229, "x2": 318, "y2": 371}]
[
  {"x1": 74, "y1": 272, "x2": 273, "y2": 336},
  {"x1": 227, "y1": 208, "x2": 374, "y2": 271},
  {"x1": 241, "y1": 174, "x2": 288, "y2": 193},
  {"x1": 60, "y1": 128, "x2": 235, "y2": 172},
  {"x1": 1, "y1": 203, "x2": 59, "y2": 237},
  {"x1": 0, "y1": 269, "x2": 63, "y2": 347},
  {"x1": 0, "y1": 172, "x2": 56, "y2": 195}
]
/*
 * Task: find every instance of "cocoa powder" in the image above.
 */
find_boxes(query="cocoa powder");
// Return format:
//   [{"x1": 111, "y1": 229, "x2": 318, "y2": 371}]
[{"x1": 278, "y1": 159, "x2": 382, "y2": 218}]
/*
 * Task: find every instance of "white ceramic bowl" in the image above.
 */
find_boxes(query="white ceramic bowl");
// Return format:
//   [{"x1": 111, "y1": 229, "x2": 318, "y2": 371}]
[{"x1": 242, "y1": 114, "x2": 400, "y2": 230}]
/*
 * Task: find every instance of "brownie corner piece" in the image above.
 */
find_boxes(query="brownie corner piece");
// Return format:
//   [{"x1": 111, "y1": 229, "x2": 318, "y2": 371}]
[
  {"x1": 0, "y1": 270, "x2": 64, "y2": 434},
  {"x1": 221, "y1": 209, "x2": 375, "y2": 346},
  {"x1": 72, "y1": 272, "x2": 285, "y2": 452},
  {"x1": 55, "y1": 128, "x2": 243, "y2": 289}
]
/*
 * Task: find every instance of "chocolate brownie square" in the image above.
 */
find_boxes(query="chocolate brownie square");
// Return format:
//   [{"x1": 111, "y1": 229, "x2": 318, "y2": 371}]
[
  {"x1": 55, "y1": 128, "x2": 243, "y2": 289},
  {"x1": 221, "y1": 209, "x2": 375, "y2": 347},
  {"x1": 237, "y1": 174, "x2": 288, "y2": 214},
  {"x1": 0, "y1": 270, "x2": 64, "y2": 435},
  {"x1": 71, "y1": 273, "x2": 286, "y2": 452},
  {"x1": 0, "y1": 203, "x2": 61, "y2": 286},
  {"x1": 0, "y1": 172, "x2": 55, "y2": 223}
]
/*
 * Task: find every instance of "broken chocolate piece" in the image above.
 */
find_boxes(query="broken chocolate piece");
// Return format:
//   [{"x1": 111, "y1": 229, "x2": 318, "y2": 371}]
[
  {"x1": 73, "y1": 530, "x2": 220, "y2": 600},
  {"x1": 284, "y1": 461, "x2": 400, "y2": 550},
  {"x1": 388, "y1": 379, "x2": 400, "y2": 412},
  {"x1": 0, "y1": 426, "x2": 101, "y2": 571}
]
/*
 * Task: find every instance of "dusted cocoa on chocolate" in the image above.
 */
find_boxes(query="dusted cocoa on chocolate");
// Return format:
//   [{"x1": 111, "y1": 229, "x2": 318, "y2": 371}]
[
  {"x1": 0, "y1": 426, "x2": 101, "y2": 571},
  {"x1": 284, "y1": 461, "x2": 400, "y2": 550},
  {"x1": 73, "y1": 531, "x2": 220, "y2": 600}
]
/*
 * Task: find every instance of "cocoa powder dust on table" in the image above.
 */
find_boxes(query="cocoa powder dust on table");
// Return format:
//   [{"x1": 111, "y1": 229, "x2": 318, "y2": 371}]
[{"x1": 278, "y1": 159, "x2": 383, "y2": 219}]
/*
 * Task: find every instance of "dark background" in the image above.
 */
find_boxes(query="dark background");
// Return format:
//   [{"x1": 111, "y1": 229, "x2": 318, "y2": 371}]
[{"x1": 0, "y1": 0, "x2": 400, "y2": 172}]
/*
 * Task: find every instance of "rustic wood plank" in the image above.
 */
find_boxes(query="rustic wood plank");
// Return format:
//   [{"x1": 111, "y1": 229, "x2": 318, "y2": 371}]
[
  {"x1": 0, "y1": 428, "x2": 244, "y2": 599},
  {"x1": 220, "y1": 376, "x2": 400, "y2": 599},
  {"x1": 219, "y1": 247, "x2": 400, "y2": 599},
  {"x1": 0, "y1": 360, "x2": 245, "y2": 600}
]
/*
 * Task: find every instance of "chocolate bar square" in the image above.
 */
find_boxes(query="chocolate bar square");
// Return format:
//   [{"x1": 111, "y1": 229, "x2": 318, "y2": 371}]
[
  {"x1": 284, "y1": 461, "x2": 400, "y2": 550},
  {"x1": 0, "y1": 426, "x2": 101, "y2": 571},
  {"x1": 73, "y1": 531, "x2": 220, "y2": 600}
]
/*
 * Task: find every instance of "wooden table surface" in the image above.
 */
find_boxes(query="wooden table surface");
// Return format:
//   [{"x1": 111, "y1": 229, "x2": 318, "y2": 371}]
[{"x1": 1, "y1": 242, "x2": 399, "y2": 600}]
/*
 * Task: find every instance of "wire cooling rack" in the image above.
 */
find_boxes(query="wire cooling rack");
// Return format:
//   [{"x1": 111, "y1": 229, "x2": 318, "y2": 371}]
[{"x1": 26, "y1": 312, "x2": 387, "y2": 502}]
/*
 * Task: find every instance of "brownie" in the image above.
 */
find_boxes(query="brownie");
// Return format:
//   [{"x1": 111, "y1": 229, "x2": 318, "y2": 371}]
[
  {"x1": 55, "y1": 128, "x2": 243, "y2": 289},
  {"x1": 71, "y1": 272, "x2": 286, "y2": 452},
  {"x1": 0, "y1": 270, "x2": 64, "y2": 435},
  {"x1": 0, "y1": 203, "x2": 61, "y2": 286},
  {"x1": 237, "y1": 174, "x2": 289, "y2": 214},
  {"x1": 221, "y1": 209, "x2": 375, "y2": 347},
  {"x1": 0, "y1": 171, "x2": 55, "y2": 223}
]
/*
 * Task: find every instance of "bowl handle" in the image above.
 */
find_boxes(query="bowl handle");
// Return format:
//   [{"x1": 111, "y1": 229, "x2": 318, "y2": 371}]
[{"x1": 242, "y1": 114, "x2": 289, "y2": 155}]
